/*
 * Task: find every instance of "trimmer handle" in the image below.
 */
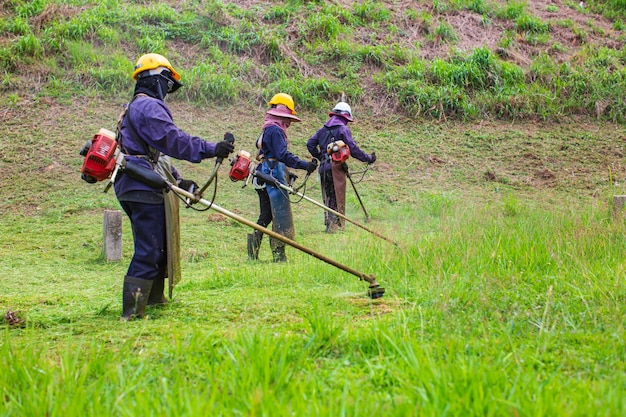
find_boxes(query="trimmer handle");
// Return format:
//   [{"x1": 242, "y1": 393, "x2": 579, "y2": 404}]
[
  {"x1": 216, "y1": 132, "x2": 235, "y2": 164},
  {"x1": 254, "y1": 170, "x2": 279, "y2": 186},
  {"x1": 288, "y1": 172, "x2": 299, "y2": 188}
]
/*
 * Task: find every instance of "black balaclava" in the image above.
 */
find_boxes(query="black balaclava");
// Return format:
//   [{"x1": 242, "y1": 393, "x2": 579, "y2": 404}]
[
  {"x1": 134, "y1": 75, "x2": 169, "y2": 100},
  {"x1": 133, "y1": 70, "x2": 182, "y2": 101}
]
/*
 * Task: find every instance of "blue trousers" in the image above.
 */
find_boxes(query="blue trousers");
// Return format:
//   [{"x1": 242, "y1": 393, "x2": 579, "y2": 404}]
[{"x1": 119, "y1": 200, "x2": 167, "y2": 281}]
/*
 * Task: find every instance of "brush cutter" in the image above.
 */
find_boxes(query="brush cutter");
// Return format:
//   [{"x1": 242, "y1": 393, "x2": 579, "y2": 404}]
[
  {"x1": 119, "y1": 160, "x2": 386, "y2": 299},
  {"x1": 253, "y1": 171, "x2": 398, "y2": 246}
]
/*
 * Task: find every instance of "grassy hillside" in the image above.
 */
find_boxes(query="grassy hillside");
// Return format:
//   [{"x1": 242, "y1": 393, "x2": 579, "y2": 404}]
[
  {"x1": 1, "y1": 0, "x2": 626, "y2": 120},
  {"x1": 1, "y1": 0, "x2": 625, "y2": 210}
]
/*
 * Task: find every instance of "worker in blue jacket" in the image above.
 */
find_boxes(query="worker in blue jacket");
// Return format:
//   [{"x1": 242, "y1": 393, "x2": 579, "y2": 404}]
[
  {"x1": 249, "y1": 93, "x2": 317, "y2": 262},
  {"x1": 115, "y1": 53, "x2": 234, "y2": 321},
  {"x1": 306, "y1": 102, "x2": 376, "y2": 233}
]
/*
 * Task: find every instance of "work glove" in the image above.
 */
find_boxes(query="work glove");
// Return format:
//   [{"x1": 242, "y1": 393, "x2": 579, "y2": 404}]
[
  {"x1": 288, "y1": 172, "x2": 299, "y2": 187},
  {"x1": 224, "y1": 132, "x2": 235, "y2": 143},
  {"x1": 305, "y1": 159, "x2": 319, "y2": 174},
  {"x1": 215, "y1": 137, "x2": 235, "y2": 159},
  {"x1": 178, "y1": 179, "x2": 199, "y2": 193},
  {"x1": 369, "y1": 152, "x2": 377, "y2": 164}
]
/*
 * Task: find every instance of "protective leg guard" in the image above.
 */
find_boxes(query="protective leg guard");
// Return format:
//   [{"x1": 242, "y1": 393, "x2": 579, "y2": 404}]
[
  {"x1": 247, "y1": 231, "x2": 263, "y2": 260},
  {"x1": 332, "y1": 163, "x2": 347, "y2": 231},
  {"x1": 147, "y1": 275, "x2": 168, "y2": 306},
  {"x1": 122, "y1": 276, "x2": 153, "y2": 321}
]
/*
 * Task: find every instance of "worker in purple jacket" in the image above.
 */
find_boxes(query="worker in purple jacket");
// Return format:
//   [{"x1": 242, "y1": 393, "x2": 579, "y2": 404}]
[
  {"x1": 114, "y1": 53, "x2": 234, "y2": 321},
  {"x1": 306, "y1": 102, "x2": 376, "y2": 233}
]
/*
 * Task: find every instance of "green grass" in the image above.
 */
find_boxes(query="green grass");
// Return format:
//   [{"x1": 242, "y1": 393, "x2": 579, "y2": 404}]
[
  {"x1": 2, "y1": 96, "x2": 626, "y2": 415},
  {"x1": 2, "y1": 181, "x2": 626, "y2": 415}
]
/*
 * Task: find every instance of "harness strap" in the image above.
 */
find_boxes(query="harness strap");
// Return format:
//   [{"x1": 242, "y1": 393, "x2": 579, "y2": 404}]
[
  {"x1": 117, "y1": 94, "x2": 160, "y2": 166},
  {"x1": 321, "y1": 126, "x2": 342, "y2": 164}
]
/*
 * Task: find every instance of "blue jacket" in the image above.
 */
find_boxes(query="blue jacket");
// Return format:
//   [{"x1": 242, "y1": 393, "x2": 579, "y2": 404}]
[
  {"x1": 306, "y1": 115, "x2": 373, "y2": 173},
  {"x1": 114, "y1": 95, "x2": 218, "y2": 197},
  {"x1": 260, "y1": 125, "x2": 309, "y2": 170}
]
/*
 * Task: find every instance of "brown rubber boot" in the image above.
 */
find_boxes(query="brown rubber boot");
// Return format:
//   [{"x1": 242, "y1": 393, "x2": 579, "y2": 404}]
[{"x1": 247, "y1": 231, "x2": 263, "y2": 260}]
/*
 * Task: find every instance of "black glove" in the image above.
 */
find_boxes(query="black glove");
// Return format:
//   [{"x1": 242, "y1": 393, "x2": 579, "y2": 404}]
[
  {"x1": 305, "y1": 159, "x2": 318, "y2": 174},
  {"x1": 178, "y1": 179, "x2": 198, "y2": 193},
  {"x1": 288, "y1": 172, "x2": 299, "y2": 187},
  {"x1": 224, "y1": 132, "x2": 235, "y2": 144},
  {"x1": 215, "y1": 140, "x2": 235, "y2": 159},
  {"x1": 369, "y1": 152, "x2": 377, "y2": 164}
]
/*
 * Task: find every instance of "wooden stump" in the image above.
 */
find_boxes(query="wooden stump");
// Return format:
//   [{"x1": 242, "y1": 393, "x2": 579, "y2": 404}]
[{"x1": 103, "y1": 210, "x2": 122, "y2": 261}]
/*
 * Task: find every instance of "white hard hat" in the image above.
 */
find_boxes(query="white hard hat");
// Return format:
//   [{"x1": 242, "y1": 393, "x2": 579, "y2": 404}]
[{"x1": 330, "y1": 101, "x2": 353, "y2": 122}]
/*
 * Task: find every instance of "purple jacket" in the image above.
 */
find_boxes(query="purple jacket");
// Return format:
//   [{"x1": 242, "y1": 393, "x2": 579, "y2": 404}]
[
  {"x1": 114, "y1": 95, "x2": 218, "y2": 196},
  {"x1": 306, "y1": 115, "x2": 373, "y2": 173}
]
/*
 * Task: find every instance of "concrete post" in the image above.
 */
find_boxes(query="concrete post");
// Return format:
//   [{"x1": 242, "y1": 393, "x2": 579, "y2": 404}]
[
  {"x1": 613, "y1": 195, "x2": 626, "y2": 218},
  {"x1": 103, "y1": 210, "x2": 123, "y2": 261}
]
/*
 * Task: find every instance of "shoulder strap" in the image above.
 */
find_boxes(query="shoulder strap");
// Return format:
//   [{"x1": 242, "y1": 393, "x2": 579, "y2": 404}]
[
  {"x1": 323, "y1": 125, "x2": 342, "y2": 143},
  {"x1": 254, "y1": 132, "x2": 264, "y2": 161}
]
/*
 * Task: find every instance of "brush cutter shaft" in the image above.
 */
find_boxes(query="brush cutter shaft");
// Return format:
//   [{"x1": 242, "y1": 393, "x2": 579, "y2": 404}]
[
  {"x1": 170, "y1": 184, "x2": 380, "y2": 287},
  {"x1": 254, "y1": 171, "x2": 397, "y2": 246},
  {"x1": 343, "y1": 165, "x2": 370, "y2": 221}
]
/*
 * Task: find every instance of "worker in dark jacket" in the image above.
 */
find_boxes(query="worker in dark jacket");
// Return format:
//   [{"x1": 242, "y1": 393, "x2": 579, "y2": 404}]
[
  {"x1": 306, "y1": 102, "x2": 375, "y2": 232},
  {"x1": 115, "y1": 53, "x2": 234, "y2": 320},
  {"x1": 248, "y1": 93, "x2": 318, "y2": 262}
]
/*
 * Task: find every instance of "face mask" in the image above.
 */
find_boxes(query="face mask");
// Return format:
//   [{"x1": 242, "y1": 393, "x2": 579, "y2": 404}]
[{"x1": 159, "y1": 70, "x2": 182, "y2": 94}]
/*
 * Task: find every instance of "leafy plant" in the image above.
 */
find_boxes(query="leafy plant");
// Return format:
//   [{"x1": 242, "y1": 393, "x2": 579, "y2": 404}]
[
  {"x1": 434, "y1": 21, "x2": 457, "y2": 42},
  {"x1": 516, "y1": 14, "x2": 551, "y2": 34},
  {"x1": 496, "y1": 1, "x2": 526, "y2": 20},
  {"x1": 353, "y1": 1, "x2": 392, "y2": 24},
  {"x1": 301, "y1": 13, "x2": 343, "y2": 42}
]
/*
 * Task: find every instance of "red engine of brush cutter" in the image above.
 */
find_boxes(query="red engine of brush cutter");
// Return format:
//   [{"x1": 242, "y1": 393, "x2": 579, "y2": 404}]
[
  {"x1": 327, "y1": 140, "x2": 350, "y2": 164},
  {"x1": 80, "y1": 128, "x2": 119, "y2": 181},
  {"x1": 229, "y1": 150, "x2": 252, "y2": 181}
]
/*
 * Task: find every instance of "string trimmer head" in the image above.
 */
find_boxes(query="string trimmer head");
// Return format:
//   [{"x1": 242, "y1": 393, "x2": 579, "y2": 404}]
[
  {"x1": 361, "y1": 274, "x2": 385, "y2": 299},
  {"x1": 367, "y1": 284, "x2": 386, "y2": 299}
]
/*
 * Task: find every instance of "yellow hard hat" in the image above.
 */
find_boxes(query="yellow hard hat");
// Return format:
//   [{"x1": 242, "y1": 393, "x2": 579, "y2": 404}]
[
  {"x1": 268, "y1": 93, "x2": 296, "y2": 114},
  {"x1": 132, "y1": 53, "x2": 181, "y2": 81}
]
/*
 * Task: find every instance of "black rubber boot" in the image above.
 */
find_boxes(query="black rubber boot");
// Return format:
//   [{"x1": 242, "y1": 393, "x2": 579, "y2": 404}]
[
  {"x1": 147, "y1": 275, "x2": 168, "y2": 306},
  {"x1": 247, "y1": 230, "x2": 263, "y2": 260},
  {"x1": 272, "y1": 245, "x2": 287, "y2": 263},
  {"x1": 121, "y1": 276, "x2": 153, "y2": 321}
]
